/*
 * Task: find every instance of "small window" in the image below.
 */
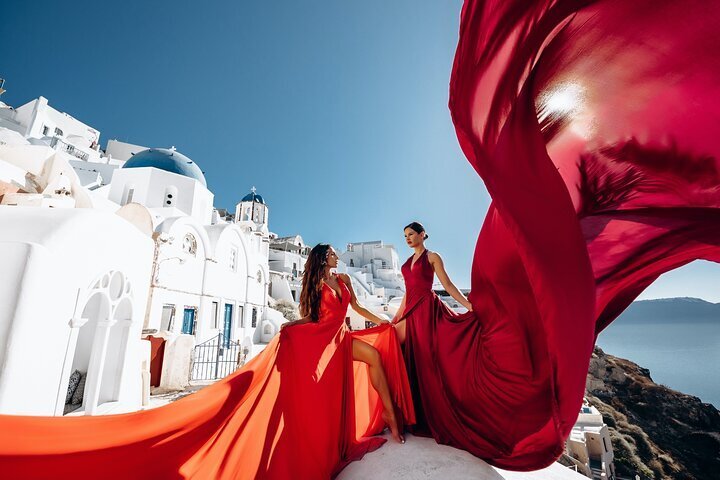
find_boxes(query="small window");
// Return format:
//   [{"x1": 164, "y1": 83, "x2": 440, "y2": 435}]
[
  {"x1": 164, "y1": 186, "x2": 178, "y2": 207},
  {"x1": 230, "y1": 247, "x2": 238, "y2": 272},
  {"x1": 54, "y1": 127, "x2": 64, "y2": 136},
  {"x1": 211, "y1": 301, "x2": 219, "y2": 329},
  {"x1": 160, "y1": 305, "x2": 176, "y2": 331},
  {"x1": 263, "y1": 324, "x2": 273, "y2": 335},
  {"x1": 42, "y1": 125, "x2": 49, "y2": 136},
  {"x1": 256, "y1": 270, "x2": 263, "y2": 284},
  {"x1": 251, "y1": 308, "x2": 257, "y2": 328},
  {"x1": 182, "y1": 307, "x2": 197, "y2": 335},
  {"x1": 123, "y1": 184, "x2": 136, "y2": 205},
  {"x1": 254, "y1": 204, "x2": 265, "y2": 223}
]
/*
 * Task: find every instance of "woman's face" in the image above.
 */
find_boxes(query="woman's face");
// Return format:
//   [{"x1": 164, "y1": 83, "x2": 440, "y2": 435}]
[
  {"x1": 325, "y1": 247, "x2": 339, "y2": 268},
  {"x1": 404, "y1": 228, "x2": 424, "y2": 249}
]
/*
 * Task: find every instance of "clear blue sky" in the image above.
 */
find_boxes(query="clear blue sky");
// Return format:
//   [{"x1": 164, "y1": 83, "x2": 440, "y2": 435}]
[{"x1": 2, "y1": 0, "x2": 717, "y2": 299}]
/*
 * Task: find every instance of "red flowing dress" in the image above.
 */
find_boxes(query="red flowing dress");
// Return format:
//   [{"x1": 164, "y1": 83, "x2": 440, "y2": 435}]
[
  {"x1": 397, "y1": 250, "x2": 475, "y2": 439},
  {"x1": 0, "y1": 276, "x2": 413, "y2": 479},
  {"x1": 435, "y1": 0, "x2": 720, "y2": 471}
]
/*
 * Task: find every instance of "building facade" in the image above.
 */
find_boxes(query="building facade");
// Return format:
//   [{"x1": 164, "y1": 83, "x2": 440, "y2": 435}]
[
  {"x1": 565, "y1": 401, "x2": 617, "y2": 480},
  {"x1": 0, "y1": 92, "x2": 284, "y2": 415}
]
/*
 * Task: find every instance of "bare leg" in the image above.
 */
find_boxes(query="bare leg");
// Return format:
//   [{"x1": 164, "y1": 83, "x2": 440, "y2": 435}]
[
  {"x1": 394, "y1": 319, "x2": 407, "y2": 344},
  {"x1": 352, "y1": 339, "x2": 404, "y2": 443}
]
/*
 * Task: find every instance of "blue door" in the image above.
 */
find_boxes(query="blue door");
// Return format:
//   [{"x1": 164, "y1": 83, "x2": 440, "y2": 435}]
[
  {"x1": 182, "y1": 308, "x2": 196, "y2": 334},
  {"x1": 223, "y1": 304, "x2": 233, "y2": 347}
]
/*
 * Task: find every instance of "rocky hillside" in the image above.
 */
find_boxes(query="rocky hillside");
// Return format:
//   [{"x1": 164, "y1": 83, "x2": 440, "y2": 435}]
[{"x1": 585, "y1": 348, "x2": 719, "y2": 480}]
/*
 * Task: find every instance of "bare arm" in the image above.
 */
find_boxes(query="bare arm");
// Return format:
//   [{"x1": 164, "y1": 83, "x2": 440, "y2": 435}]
[
  {"x1": 392, "y1": 294, "x2": 407, "y2": 323},
  {"x1": 428, "y1": 252, "x2": 473, "y2": 311},
  {"x1": 339, "y1": 274, "x2": 390, "y2": 325}
]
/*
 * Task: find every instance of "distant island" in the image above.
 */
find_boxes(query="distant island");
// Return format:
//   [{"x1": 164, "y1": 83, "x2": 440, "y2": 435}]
[{"x1": 617, "y1": 297, "x2": 720, "y2": 323}]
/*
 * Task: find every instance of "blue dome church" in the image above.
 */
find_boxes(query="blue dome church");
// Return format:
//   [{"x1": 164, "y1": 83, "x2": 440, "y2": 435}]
[
  {"x1": 122, "y1": 148, "x2": 207, "y2": 186},
  {"x1": 235, "y1": 186, "x2": 269, "y2": 234},
  {"x1": 108, "y1": 147, "x2": 214, "y2": 225}
]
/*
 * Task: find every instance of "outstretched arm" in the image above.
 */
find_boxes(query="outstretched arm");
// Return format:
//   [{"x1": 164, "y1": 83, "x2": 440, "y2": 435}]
[
  {"x1": 339, "y1": 273, "x2": 390, "y2": 325},
  {"x1": 428, "y1": 252, "x2": 473, "y2": 311}
]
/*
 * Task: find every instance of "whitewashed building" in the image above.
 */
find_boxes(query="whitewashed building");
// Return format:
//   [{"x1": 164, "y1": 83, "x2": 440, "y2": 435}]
[
  {"x1": 336, "y1": 241, "x2": 405, "y2": 330},
  {"x1": 107, "y1": 151, "x2": 281, "y2": 387},
  {"x1": 565, "y1": 401, "x2": 617, "y2": 480},
  {"x1": 264, "y1": 239, "x2": 408, "y2": 330},
  {"x1": 269, "y1": 235, "x2": 309, "y2": 302},
  {"x1": 340, "y1": 241, "x2": 405, "y2": 299},
  {"x1": 0, "y1": 204, "x2": 154, "y2": 416},
  {"x1": 0, "y1": 96, "x2": 106, "y2": 163},
  {"x1": 0, "y1": 91, "x2": 284, "y2": 413}
]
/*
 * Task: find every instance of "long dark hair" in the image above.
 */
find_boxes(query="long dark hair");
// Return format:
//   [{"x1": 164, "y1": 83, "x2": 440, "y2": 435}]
[
  {"x1": 300, "y1": 243, "x2": 331, "y2": 322},
  {"x1": 404, "y1": 221, "x2": 428, "y2": 240}
]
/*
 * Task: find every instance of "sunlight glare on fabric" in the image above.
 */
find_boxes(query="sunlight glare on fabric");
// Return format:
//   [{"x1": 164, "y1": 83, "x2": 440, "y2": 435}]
[{"x1": 543, "y1": 82, "x2": 584, "y2": 114}]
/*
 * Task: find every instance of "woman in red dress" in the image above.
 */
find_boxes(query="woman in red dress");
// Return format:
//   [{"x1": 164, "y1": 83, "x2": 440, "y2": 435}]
[
  {"x1": 283, "y1": 243, "x2": 407, "y2": 445},
  {"x1": 0, "y1": 243, "x2": 413, "y2": 479},
  {"x1": 392, "y1": 222, "x2": 475, "y2": 437}
]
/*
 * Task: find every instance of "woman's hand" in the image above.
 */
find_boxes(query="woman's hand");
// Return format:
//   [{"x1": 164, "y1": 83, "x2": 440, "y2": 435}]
[
  {"x1": 375, "y1": 319, "x2": 391, "y2": 325},
  {"x1": 281, "y1": 320, "x2": 299, "y2": 330},
  {"x1": 463, "y1": 301, "x2": 474, "y2": 312},
  {"x1": 281, "y1": 316, "x2": 311, "y2": 331}
]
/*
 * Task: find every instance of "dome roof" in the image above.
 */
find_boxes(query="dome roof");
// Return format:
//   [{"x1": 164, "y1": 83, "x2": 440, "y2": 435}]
[
  {"x1": 241, "y1": 189, "x2": 265, "y2": 205},
  {"x1": 122, "y1": 148, "x2": 206, "y2": 186}
]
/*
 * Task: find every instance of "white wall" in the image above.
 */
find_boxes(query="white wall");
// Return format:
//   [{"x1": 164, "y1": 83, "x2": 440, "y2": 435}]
[
  {"x1": 109, "y1": 167, "x2": 214, "y2": 224},
  {"x1": 202, "y1": 224, "x2": 252, "y2": 343},
  {"x1": 340, "y1": 241, "x2": 405, "y2": 297},
  {"x1": 105, "y1": 139, "x2": 149, "y2": 163},
  {"x1": 69, "y1": 159, "x2": 122, "y2": 187},
  {"x1": 0, "y1": 206, "x2": 153, "y2": 415},
  {"x1": 145, "y1": 219, "x2": 272, "y2": 364},
  {"x1": 13, "y1": 97, "x2": 99, "y2": 145},
  {"x1": 269, "y1": 249, "x2": 306, "y2": 278}
]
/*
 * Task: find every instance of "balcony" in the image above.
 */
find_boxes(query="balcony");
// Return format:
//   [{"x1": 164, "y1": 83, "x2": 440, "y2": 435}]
[{"x1": 50, "y1": 136, "x2": 90, "y2": 161}]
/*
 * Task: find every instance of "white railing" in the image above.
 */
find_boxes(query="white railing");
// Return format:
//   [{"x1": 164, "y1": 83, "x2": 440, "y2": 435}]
[{"x1": 50, "y1": 136, "x2": 90, "y2": 161}]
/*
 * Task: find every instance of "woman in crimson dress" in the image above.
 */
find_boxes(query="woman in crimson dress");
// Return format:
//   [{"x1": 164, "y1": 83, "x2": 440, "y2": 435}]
[
  {"x1": 391, "y1": 222, "x2": 475, "y2": 437},
  {"x1": 0, "y1": 243, "x2": 413, "y2": 479}
]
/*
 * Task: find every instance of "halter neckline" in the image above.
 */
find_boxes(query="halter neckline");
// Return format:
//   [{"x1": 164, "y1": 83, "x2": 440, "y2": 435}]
[{"x1": 410, "y1": 249, "x2": 428, "y2": 271}]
